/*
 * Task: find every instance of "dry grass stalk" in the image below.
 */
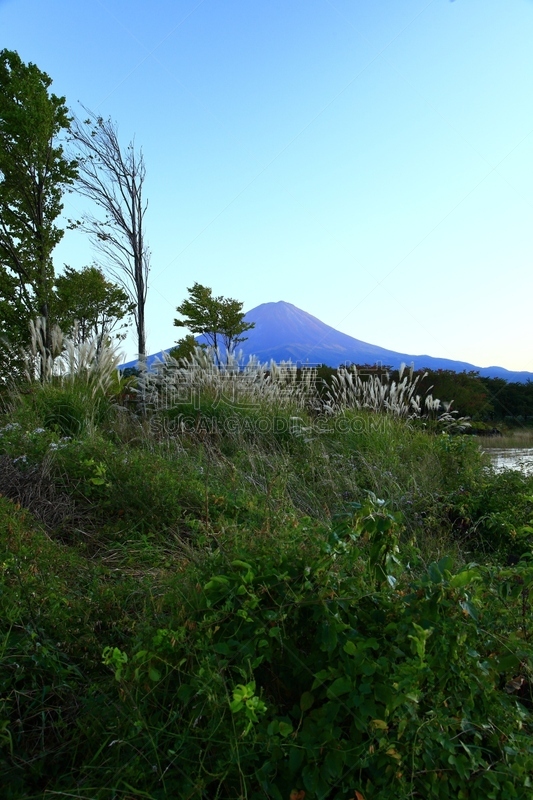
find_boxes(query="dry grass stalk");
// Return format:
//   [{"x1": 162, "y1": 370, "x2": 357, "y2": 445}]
[
  {"x1": 135, "y1": 351, "x2": 469, "y2": 432},
  {"x1": 324, "y1": 363, "x2": 469, "y2": 431},
  {"x1": 137, "y1": 347, "x2": 318, "y2": 411},
  {"x1": 23, "y1": 317, "x2": 123, "y2": 395},
  {"x1": 0, "y1": 454, "x2": 82, "y2": 533}
]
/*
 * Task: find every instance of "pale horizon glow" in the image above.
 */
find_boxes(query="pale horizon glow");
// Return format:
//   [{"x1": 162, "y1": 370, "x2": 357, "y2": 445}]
[{"x1": 2, "y1": 0, "x2": 533, "y2": 371}]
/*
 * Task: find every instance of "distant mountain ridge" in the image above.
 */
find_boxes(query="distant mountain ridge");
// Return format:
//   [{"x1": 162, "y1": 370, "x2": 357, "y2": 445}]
[{"x1": 123, "y1": 300, "x2": 533, "y2": 382}]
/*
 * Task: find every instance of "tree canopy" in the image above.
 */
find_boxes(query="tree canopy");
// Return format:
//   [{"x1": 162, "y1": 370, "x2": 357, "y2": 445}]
[
  {"x1": 0, "y1": 49, "x2": 77, "y2": 353},
  {"x1": 53, "y1": 265, "x2": 134, "y2": 352},
  {"x1": 174, "y1": 283, "x2": 254, "y2": 360},
  {"x1": 169, "y1": 334, "x2": 202, "y2": 363}
]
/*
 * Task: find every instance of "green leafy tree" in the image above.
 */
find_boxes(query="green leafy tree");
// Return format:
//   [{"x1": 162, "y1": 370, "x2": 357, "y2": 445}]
[
  {"x1": 53, "y1": 265, "x2": 134, "y2": 353},
  {"x1": 169, "y1": 334, "x2": 203, "y2": 363},
  {"x1": 174, "y1": 283, "x2": 254, "y2": 361},
  {"x1": 407, "y1": 369, "x2": 491, "y2": 419},
  {"x1": 0, "y1": 49, "x2": 77, "y2": 356},
  {"x1": 480, "y1": 377, "x2": 533, "y2": 424}
]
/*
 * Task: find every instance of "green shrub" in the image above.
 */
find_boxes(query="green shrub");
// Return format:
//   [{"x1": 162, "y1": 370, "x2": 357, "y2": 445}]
[
  {"x1": 91, "y1": 501, "x2": 533, "y2": 799},
  {"x1": 447, "y1": 469, "x2": 533, "y2": 560}
]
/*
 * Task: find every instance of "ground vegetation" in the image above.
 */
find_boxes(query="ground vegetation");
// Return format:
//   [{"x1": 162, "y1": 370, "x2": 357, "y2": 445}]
[{"x1": 1, "y1": 343, "x2": 533, "y2": 798}]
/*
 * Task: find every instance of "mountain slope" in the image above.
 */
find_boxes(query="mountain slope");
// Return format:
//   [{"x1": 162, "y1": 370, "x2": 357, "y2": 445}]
[
  {"x1": 123, "y1": 300, "x2": 533, "y2": 382},
  {"x1": 216, "y1": 301, "x2": 533, "y2": 382}
]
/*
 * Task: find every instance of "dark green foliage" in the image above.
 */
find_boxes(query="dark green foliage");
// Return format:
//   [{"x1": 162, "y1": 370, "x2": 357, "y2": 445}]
[
  {"x1": 395, "y1": 369, "x2": 533, "y2": 427},
  {"x1": 2, "y1": 498, "x2": 533, "y2": 798},
  {"x1": 16, "y1": 382, "x2": 113, "y2": 438},
  {"x1": 407, "y1": 370, "x2": 490, "y2": 420},
  {"x1": 53, "y1": 264, "x2": 134, "y2": 349},
  {"x1": 174, "y1": 282, "x2": 255, "y2": 357},
  {"x1": 57, "y1": 438, "x2": 208, "y2": 535},
  {"x1": 0, "y1": 49, "x2": 77, "y2": 355},
  {"x1": 0, "y1": 498, "x2": 144, "y2": 796},
  {"x1": 119, "y1": 365, "x2": 140, "y2": 379},
  {"x1": 479, "y1": 377, "x2": 533, "y2": 425},
  {"x1": 446, "y1": 468, "x2": 533, "y2": 559},
  {"x1": 348, "y1": 368, "x2": 533, "y2": 427},
  {"x1": 40, "y1": 387, "x2": 110, "y2": 437},
  {"x1": 169, "y1": 333, "x2": 202, "y2": 362}
]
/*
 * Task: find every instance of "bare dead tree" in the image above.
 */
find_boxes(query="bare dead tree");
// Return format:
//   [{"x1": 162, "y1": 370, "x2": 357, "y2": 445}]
[{"x1": 69, "y1": 108, "x2": 150, "y2": 360}]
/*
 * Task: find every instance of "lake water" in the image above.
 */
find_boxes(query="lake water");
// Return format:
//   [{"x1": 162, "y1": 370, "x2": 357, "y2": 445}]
[{"x1": 484, "y1": 447, "x2": 533, "y2": 475}]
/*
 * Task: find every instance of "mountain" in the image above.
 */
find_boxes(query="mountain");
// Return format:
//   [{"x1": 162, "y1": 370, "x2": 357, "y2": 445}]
[{"x1": 122, "y1": 300, "x2": 533, "y2": 382}]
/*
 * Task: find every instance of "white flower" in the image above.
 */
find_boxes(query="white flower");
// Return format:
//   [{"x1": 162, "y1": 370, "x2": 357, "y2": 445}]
[{"x1": 1, "y1": 422, "x2": 20, "y2": 432}]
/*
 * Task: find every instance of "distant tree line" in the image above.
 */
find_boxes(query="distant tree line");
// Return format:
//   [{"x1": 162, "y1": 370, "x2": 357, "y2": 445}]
[
  {"x1": 314, "y1": 366, "x2": 533, "y2": 427},
  {"x1": 478, "y1": 376, "x2": 533, "y2": 425},
  {"x1": 410, "y1": 370, "x2": 533, "y2": 426}
]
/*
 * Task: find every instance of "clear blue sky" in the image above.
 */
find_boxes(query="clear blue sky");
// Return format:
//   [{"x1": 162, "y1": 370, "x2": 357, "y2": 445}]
[{"x1": 2, "y1": 0, "x2": 533, "y2": 370}]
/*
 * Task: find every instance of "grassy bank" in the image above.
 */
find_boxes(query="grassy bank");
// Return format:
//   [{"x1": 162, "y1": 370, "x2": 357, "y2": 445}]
[
  {"x1": 478, "y1": 428, "x2": 533, "y2": 449},
  {"x1": 2, "y1": 360, "x2": 533, "y2": 798}
]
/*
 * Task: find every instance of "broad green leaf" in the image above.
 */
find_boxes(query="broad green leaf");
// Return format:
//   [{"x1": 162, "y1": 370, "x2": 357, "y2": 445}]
[
  {"x1": 211, "y1": 643, "x2": 231, "y2": 655},
  {"x1": 450, "y1": 568, "x2": 479, "y2": 588},
  {"x1": 324, "y1": 747, "x2": 345, "y2": 778},
  {"x1": 494, "y1": 653, "x2": 520, "y2": 672},
  {"x1": 278, "y1": 721, "x2": 293, "y2": 737},
  {"x1": 343, "y1": 640, "x2": 357, "y2": 655},
  {"x1": 231, "y1": 559, "x2": 253, "y2": 570},
  {"x1": 459, "y1": 599, "x2": 479, "y2": 621},
  {"x1": 437, "y1": 555, "x2": 454, "y2": 574},
  {"x1": 177, "y1": 684, "x2": 193, "y2": 703},
  {"x1": 327, "y1": 676, "x2": 352, "y2": 698},
  {"x1": 289, "y1": 745, "x2": 304, "y2": 773},
  {"x1": 320, "y1": 623, "x2": 338, "y2": 653}
]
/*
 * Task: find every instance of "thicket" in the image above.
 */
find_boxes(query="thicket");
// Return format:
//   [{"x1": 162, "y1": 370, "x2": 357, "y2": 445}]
[
  {"x1": 1, "y1": 349, "x2": 533, "y2": 798},
  {"x1": 315, "y1": 366, "x2": 533, "y2": 428}
]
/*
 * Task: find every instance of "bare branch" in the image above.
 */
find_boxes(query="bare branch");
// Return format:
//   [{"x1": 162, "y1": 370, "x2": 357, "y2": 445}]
[{"x1": 69, "y1": 107, "x2": 150, "y2": 358}]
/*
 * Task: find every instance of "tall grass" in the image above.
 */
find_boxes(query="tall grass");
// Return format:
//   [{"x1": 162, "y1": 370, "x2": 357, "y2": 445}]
[
  {"x1": 324, "y1": 363, "x2": 470, "y2": 431},
  {"x1": 138, "y1": 351, "x2": 469, "y2": 433},
  {"x1": 481, "y1": 430, "x2": 533, "y2": 449},
  {"x1": 23, "y1": 316, "x2": 123, "y2": 392},
  {"x1": 12, "y1": 317, "x2": 123, "y2": 437},
  {"x1": 137, "y1": 346, "x2": 318, "y2": 412}
]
